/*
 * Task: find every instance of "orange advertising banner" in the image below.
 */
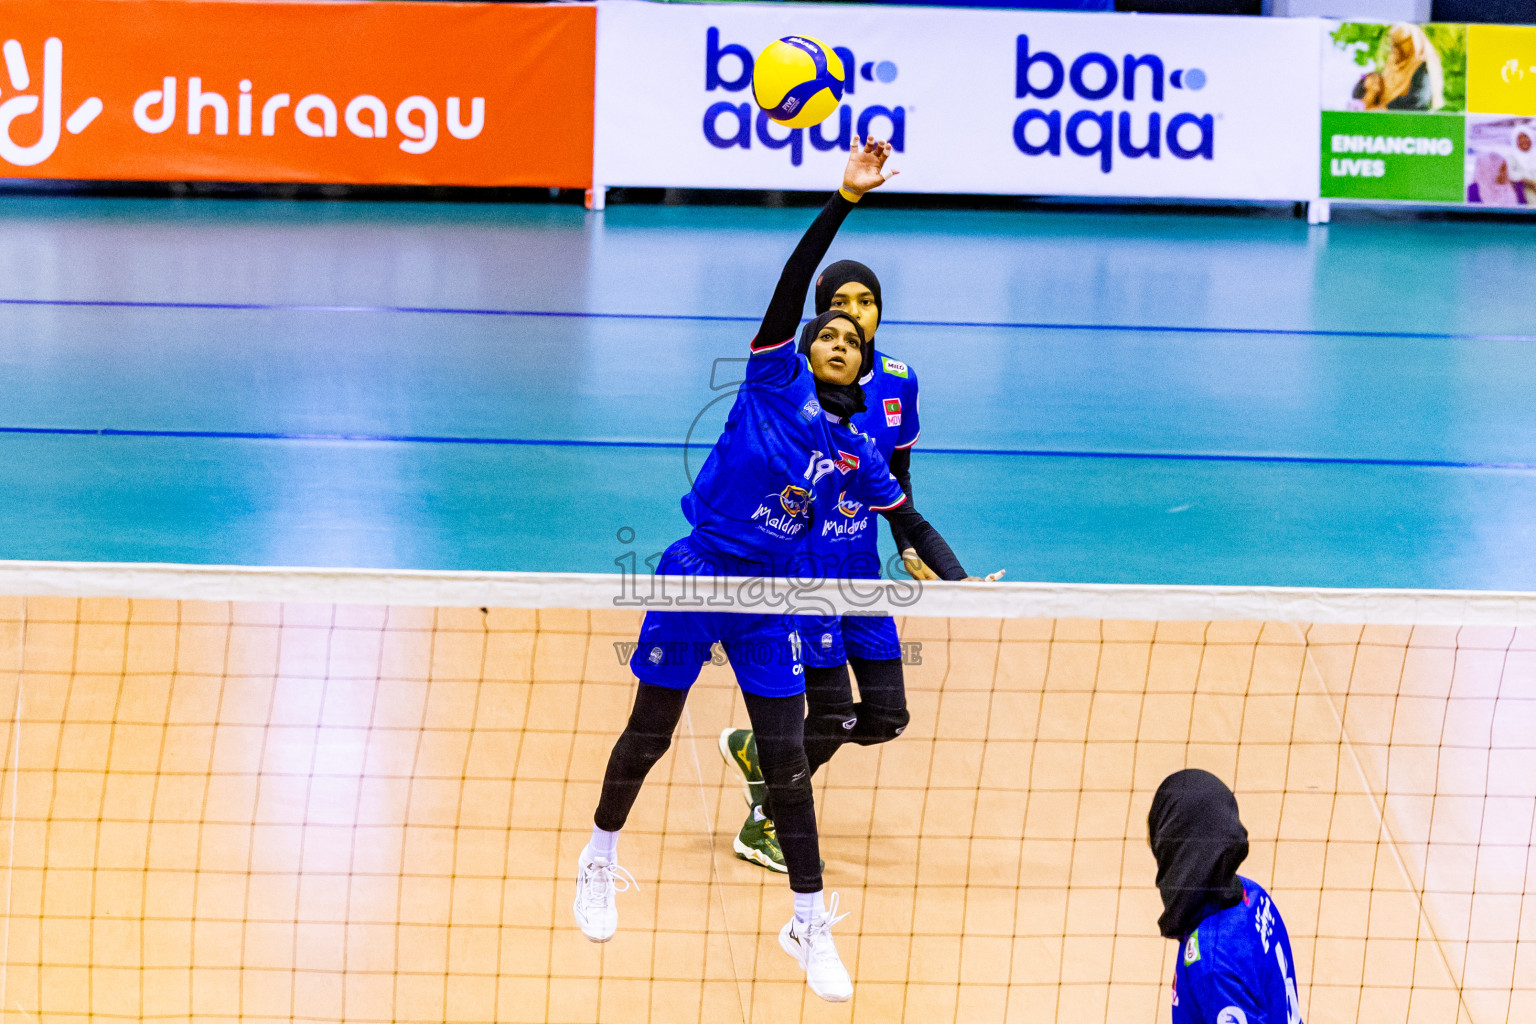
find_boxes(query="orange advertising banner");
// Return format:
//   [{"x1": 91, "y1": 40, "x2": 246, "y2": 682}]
[{"x1": 0, "y1": 0, "x2": 594, "y2": 186}]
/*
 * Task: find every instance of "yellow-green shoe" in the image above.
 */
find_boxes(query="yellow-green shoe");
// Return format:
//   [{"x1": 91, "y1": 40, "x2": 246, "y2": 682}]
[
  {"x1": 731, "y1": 804, "x2": 825, "y2": 875},
  {"x1": 732, "y1": 804, "x2": 788, "y2": 873},
  {"x1": 718, "y1": 727, "x2": 765, "y2": 807}
]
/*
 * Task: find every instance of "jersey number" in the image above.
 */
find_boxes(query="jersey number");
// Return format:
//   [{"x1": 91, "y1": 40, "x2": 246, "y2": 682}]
[{"x1": 803, "y1": 451, "x2": 836, "y2": 487}]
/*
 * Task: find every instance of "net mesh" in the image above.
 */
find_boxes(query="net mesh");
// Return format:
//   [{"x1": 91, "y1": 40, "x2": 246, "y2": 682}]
[{"x1": 0, "y1": 586, "x2": 1532, "y2": 1024}]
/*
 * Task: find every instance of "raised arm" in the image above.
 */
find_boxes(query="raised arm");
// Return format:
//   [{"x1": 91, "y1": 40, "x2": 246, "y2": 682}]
[
  {"x1": 753, "y1": 194, "x2": 855, "y2": 351},
  {"x1": 752, "y1": 137, "x2": 898, "y2": 352}
]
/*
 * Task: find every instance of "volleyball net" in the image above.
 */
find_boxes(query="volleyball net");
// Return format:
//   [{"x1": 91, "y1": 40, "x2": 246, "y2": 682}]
[{"x1": 0, "y1": 562, "x2": 1531, "y2": 1024}]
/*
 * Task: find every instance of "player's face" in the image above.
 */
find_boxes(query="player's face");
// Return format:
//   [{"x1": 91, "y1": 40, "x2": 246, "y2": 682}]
[
  {"x1": 829, "y1": 282, "x2": 879, "y2": 342},
  {"x1": 808, "y1": 320, "x2": 862, "y2": 386}
]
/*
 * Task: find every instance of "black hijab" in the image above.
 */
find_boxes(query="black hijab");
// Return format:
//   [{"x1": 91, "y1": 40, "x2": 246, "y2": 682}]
[
  {"x1": 1147, "y1": 769, "x2": 1250, "y2": 939},
  {"x1": 814, "y1": 260, "x2": 883, "y2": 326},
  {"x1": 797, "y1": 310, "x2": 870, "y2": 421}
]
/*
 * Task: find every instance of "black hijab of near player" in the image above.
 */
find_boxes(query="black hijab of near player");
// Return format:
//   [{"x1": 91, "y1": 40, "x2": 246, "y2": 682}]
[
  {"x1": 1147, "y1": 769, "x2": 1250, "y2": 939},
  {"x1": 796, "y1": 309, "x2": 870, "y2": 420}
]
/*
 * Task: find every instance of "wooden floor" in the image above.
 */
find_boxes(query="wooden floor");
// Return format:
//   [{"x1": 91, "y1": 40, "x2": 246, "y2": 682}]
[{"x1": 0, "y1": 597, "x2": 1530, "y2": 1023}]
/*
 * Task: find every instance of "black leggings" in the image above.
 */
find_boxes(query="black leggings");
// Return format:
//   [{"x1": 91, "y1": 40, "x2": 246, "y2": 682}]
[
  {"x1": 594, "y1": 683, "x2": 824, "y2": 893},
  {"x1": 803, "y1": 656, "x2": 909, "y2": 776}
]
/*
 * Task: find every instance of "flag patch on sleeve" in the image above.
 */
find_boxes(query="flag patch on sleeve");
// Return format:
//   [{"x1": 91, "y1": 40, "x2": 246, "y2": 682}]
[{"x1": 883, "y1": 398, "x2": 902, "y2": 427}]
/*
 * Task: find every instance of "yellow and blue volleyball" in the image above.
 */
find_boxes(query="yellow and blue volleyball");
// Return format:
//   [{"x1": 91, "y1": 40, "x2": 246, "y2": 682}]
[{"x1": 753, "y1": 36, "x2": 847, "y2": 129}]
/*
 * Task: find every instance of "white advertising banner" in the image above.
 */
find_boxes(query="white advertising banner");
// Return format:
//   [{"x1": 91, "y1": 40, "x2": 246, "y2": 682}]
[{"x1": 595, "y1": 1, "x2": 1321, "y2": 200}]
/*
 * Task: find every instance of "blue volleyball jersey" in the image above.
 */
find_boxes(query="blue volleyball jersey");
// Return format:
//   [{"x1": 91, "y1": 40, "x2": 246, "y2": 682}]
[
  {"x1": 813, "y1": 420, "x2": 910, "y2": 577},
  {"x1": 682, "y1": 339, "x2": 906, "y2": 573},
  {"x1": 811, "y1": 350, "x2": 921, "y2": 579},
  {"x1": 1172, "y1": 878, "x2": 1304, "y2": 1024}
]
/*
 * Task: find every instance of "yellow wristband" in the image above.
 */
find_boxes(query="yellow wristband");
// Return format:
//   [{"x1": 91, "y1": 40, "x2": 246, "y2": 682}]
[{"x1": 838, "y1": 186, "x2": 862, "y2": 203}]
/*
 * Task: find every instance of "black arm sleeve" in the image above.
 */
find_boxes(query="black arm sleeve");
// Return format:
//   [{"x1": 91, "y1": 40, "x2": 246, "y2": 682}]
[
  {"x1": 886, "y1": 446, "x2": 914, "y2": 551},
  {"x1": 880, "y1": 500, "x2": 966, "y2": 581},
  {"x1": 752, "y1": 192, "x2": 856, "y2": 352}
]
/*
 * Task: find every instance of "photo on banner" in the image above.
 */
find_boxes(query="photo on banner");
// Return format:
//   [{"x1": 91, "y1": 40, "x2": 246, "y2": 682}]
[
  {"x1": 1464, "y1": 24, "x2": 1536, "y2": 208},
  {"x1": 1319, "y1": 21, "x2": 1467, "y2": 203},
  {"x1": 1464, "y1": 116, "x2": 1534, "y2": 206}
]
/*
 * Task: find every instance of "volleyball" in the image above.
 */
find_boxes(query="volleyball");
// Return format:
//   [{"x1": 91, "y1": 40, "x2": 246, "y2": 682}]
[{"x1": 752, "y1": 35, "x2": 848, "y2": 129}]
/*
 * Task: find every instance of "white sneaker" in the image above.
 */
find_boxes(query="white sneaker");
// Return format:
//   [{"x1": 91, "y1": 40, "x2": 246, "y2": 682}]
[
  {"x1": 779, "y1": 893, "x2": 853, "y2": 1002},
  {"x1": 572, "y1": 848, "x2": 636, "y2": 942}
]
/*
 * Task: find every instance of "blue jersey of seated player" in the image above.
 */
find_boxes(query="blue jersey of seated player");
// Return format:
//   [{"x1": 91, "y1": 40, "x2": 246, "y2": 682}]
[
  {"x1": 1173, "y1": 877, "x2": 1304, "y2": 1024},
  {"x1": 682, "y1": 338, "x2": 906, "y2": 575},
  {"x1": 810, "y1": 351, "x2": 921, "y2": 580}
]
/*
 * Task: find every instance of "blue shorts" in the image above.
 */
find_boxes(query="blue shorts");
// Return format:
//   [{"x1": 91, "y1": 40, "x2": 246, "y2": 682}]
[
  {"x1": 796, "y1": 612, "x2": 902, "y2": 668},
  {"x1": 629, "y1": 536, "x2": 807, "y2": 698}
]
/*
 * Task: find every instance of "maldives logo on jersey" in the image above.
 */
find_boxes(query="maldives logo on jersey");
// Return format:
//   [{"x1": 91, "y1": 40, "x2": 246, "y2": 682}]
[
  {"x1": 778, "y1": 484, "x2": 811, "y2": 515},
  {"x1": 883, "y1": 397, "x2": 902, "y2": 427},
  {"x1": 750, "y1": 484, "x2": 811, "y2": 539},
  {"x1": 834, "y1": 450, "x2": 859, "y2": 474},
  {"x1": 820, "y1": 491, "x2": 869, "y2": 539}
]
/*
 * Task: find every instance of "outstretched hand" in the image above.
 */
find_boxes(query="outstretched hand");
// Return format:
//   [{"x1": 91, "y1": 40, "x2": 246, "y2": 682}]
[
  {"x1": 843, "y1": 136, "x2": 898, "y2": 197},
  {"x1": 900, "y1": 548, "x2": 939, "y2": 582},
  {"x1": 964, "y1": 570, "x2": 1007, "y2": 583}
]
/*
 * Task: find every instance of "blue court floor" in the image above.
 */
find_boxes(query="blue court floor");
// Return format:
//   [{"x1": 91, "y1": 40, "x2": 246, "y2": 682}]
[{"x1": 0, "y1": 195, "x2": 1532, "y2": 590}]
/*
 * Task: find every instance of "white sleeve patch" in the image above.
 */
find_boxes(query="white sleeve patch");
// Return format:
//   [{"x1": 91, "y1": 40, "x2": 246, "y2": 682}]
[{"x1": 1217, "y1": 1008, "x2": 1249, "y2": 1024}]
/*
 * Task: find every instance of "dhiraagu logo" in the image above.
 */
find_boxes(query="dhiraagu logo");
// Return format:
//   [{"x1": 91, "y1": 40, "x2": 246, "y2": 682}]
[
  {"x1": 1012, "y1": 34, "x2": 1214, "y2": 174},
  {"x1": 0, "y1": 38, "x2": 103, "y2": 167},
  {"x1": 703, "y1": 27, "x2": 906, "y2": 166},
  {"x1": 2, "y1": 32, "x2": 483, "y2": 168}
]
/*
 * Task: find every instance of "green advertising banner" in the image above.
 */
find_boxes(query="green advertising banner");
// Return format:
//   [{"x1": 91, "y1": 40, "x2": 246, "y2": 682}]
[
  {"x1": 1321, "y1": 22, "x2": 1470, "y2": 203},
  {"x1": 1321, "y1": 110, "x2": 1465, "y2": 200}
]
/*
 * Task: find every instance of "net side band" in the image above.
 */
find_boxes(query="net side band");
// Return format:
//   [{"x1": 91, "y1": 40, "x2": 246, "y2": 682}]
[{"x1": 0, "y1": 559, "x2": 1531, "y2": 626}]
